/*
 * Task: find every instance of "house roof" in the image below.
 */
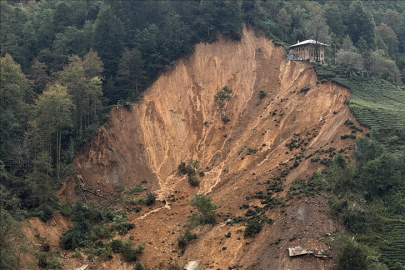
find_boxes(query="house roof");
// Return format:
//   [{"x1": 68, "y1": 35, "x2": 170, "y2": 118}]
[{"x1": 289, "y1": 39, "x2": 328, "y2": 49}]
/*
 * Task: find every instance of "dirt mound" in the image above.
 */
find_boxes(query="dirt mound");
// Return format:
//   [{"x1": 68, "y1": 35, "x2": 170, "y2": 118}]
[{"x1": 40, "y1": 26, "x2": 365, "y2": 269}]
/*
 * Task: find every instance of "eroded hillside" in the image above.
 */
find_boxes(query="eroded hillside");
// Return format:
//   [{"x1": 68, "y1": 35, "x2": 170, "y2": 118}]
[{"x1": 49, "y1": 26, "x2": 366, "y2": 270}]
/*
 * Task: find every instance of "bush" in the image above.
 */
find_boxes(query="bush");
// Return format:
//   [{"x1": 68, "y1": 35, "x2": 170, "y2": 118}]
[
  {"x1": 60, "y1": 227, "x2": 86, "y2": 250},
  {"x1": 177, "y1": 160, "x2": 201, "y2": 186},
  {"x1": 300, "y1": 87, "x2": 310, "y2": 93},
  {"x1": 177, "y1": 229, "x2": 197, "y2": 253},
  {"x1": 135, "y1": 262, "x2": 145, "y2": 270},
  {"x1": 245, "y1": 209, "x2": 256, "y2": 217},
  {"x1": 188, "y1": 193, "x2": 217, "y2": 227},
  {"x1": 344, "y1": 119, "x2": 354, "y2": 125},
  {"x1": 38, "y1": 254, "x2": 47, "y2": 269},
  {"x1": 31, "y1": 205, "x2": 54, "y2": 222},
  {"x1": 336, "y1": 241, "x2": 367, "y2": 270},
  {"x1": 361, "y1": 153, "x2": 401, "y2": 200},
  {"x1": 259, "y1": 90, "x2": 266, "y2": 99},
  {"x1": 145, "y1": 193, "x2": 156, "y2": 206},
  {"x1": 244, "y1": 218, "x2": 262, "y2": 238},
  {"x1": 60, "y1": 202, "x2": 134, "y2": 251},
  {"x1": 113, "y1": 222, "x2": 135, "y2": 235},
  {"x1": 188, "y1": 174, "x2": 200, "y2": 186},
  {"x1": 109, "y1": 240, "x2": 144, "y2": 262}
]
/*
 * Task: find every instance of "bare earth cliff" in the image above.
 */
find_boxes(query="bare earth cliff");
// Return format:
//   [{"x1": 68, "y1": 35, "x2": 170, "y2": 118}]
[{"x1": 25, "y1": 27, "x2": 366, "y2": 270}]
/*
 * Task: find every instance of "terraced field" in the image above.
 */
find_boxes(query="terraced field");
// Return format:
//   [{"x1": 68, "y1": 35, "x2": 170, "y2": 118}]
[
  {"x1": 380, "y1": 220, "x2": 405, "y2": 267},
  {"x1": 331, "y1": 78, "x2": 405, "y2": 130}
]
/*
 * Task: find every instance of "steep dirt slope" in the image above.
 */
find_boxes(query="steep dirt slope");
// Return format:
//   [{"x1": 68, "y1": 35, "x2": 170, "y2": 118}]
[{"x1": 57, "y1": 26, "x2": 365, "y2": 270}]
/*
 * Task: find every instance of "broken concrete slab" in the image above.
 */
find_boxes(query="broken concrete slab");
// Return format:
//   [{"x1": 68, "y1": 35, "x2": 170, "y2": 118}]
[
  {"x1": 288, "y1": 246, "x2": 313, "y2": 256},
  {"x1": 75, "y1": 265, "x2": 88, "y2": 270},
  {"x1": 184, "y1": 261, "x2": 199, "y2": 270}
]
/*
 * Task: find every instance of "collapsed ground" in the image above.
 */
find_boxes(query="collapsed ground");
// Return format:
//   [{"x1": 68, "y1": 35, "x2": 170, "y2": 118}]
[{"x1": 24, "y1": 26, "x2": 368, "y2": 270}]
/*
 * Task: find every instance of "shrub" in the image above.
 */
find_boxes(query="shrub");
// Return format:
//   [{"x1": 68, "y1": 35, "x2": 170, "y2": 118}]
[
  {"x1": 60, "y1": 227, "x2": 86, "y2": 250},
  {"x1": 300, "y1": 87, "x2": 310, "y2": 93},
  {"x1": 109, "y1": 240, "x2": 143, "y2": 262},
  {"x1": 168, "y1": 262, "x2": 181, "y2": 270},
  {"x1": 145, "y1": 193, "x2": 156, "y2": 206},
  {"x1": 215, "y1": 86, "x2": 233, "y2": 122},
  {"x1": 361, "y1": 153, "x2": 401, "y2": 200},
  {"x1": 344, "y1": 119, "x2": 354, "y2": 125},
  {"x1": 31, "y1": 205, "x2": 54, "y2": 222},
  {"x1": 259, "y1": 90, "x2": 266, "y2": 99},
  {"x1": 177, "y1": 160, "x2": 201, "y2": 186},
  {"x1": 188, "y1": 174, "x2": 200, "y2": 186},
  {"x1": 177, "y1": 162, "x2": 187, "y2": 175},
  {"x1": 246, "y1": 148, "x2": 257, "y2": 155},
  {"x1": 244, "y1": 218, "x2": 262, "y2": 238},
  {"x1": 122, "y1": 185, "x2": 147, "y2": 195},
  {"x1": 135, "y1": 262, "x2": 145, "y2": 270},
  {"x1": 215, "y1": 86, "x2": 233, "y2": 110},
  {"x1": 38, "y1": 254, "x2": 47, "y2": 269},
  {"x1": 60, "y1": 202, "x2": 135, "y2": 252},
  {"x1": 37, "y1": 253, "x2": 61, "y2": 270},
  {"x1": 245, "y1": 209, "x2": 256, "y2": 217},
  {"x1": 177, "y1": 229, "x2": 197, "y2": 253},
  {"x1": 113, "y1": 222, "x2": 135, "y2": 235},
  {"x1": 188, "y1": 193, "x2": 217, "y2": 227},
  {"x1": 336, "y1": 241, "x2": 367, "y2": 270},
  {"x1": 58, "y1": 203, "x2": 73, "y2": 217}
]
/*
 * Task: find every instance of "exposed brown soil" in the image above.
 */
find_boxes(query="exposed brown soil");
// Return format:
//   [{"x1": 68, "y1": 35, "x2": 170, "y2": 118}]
[{"x1": 24, "y1": 26, "x2": 367, "y2": 270}]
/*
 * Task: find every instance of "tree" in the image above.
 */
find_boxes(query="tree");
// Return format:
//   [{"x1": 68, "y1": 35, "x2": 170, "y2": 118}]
[
  {"x1": 0, "y1": 208, "x2": 25, "y2": 270},
  {"x1": 368, "y1": 51, "x2": 401, "y2": 84},
  {"x1": 305, "y1": 10, "x2": 330, "y2": 62},
  {"x1": 276, "y1": 8, "x2": 292, "y2": 42},
  {"x1": 336, "y1": 241, "x2": 367, "y2": 270},
  {"x1": 93, "y1": 5, "x2": 125, "y2": 79},
  {"x1": 215, "y1": 86, "x2": 233, "y2": 123},
  {"x1": 376, "y1": 23, "x2": 398, "y2": 56},
  {"x1": 117, "y1": 48, "x2": 145, "y2": 101},
  {"x1": 188, "y1": 193, "x2": 217, "y2": 228},
  {"x1": 336, "y1": 50, "x2": 364, "y2": 73},
  {"x1": 347, "y1": 1, "x2": 376, "y2": 50},
  {"x1": 361, "y1": 153, "x2": 402, "y2": 199},
  {"x1": 218, "y1": 0, "x2": 243, "y2": 40},
  {"x1": 134, "y1": 24, "x2": 162, "y2": 86},
  {"x1": 57, "y1": 51, "x2": 103, "y2": 136},
  {"x1": 353, "y1": 137, "x2": 384, "y2": 169},
  {"x1": 0, "y1": 54, "x2": 32, "y2": 167},
  {"x1": 325, "y1": 4, "x2": 345, "y2": 38},
  {"x1": 341, "y1": 35, "x2": 357, "y2": 52},
  {"x1": 50, "y1": 24, "x2": 93, "y2": 71},
  {"x1": 383, "y1": 10, "x2": 403, "y2": 39},
  {"x1": 28, "y1": 58, "x2": 50, "y2": 95},
  {"x1": 23, "y1": 152, "x2": 55, "y2": 208},
  {"x1": 34, "y1": 83, "x2": 74, "y2": 179}
]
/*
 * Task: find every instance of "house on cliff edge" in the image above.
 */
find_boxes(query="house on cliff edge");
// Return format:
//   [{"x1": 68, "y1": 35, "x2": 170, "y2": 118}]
[{"x1": 288, "y1": 40, "x2": 328, "y2": 63}]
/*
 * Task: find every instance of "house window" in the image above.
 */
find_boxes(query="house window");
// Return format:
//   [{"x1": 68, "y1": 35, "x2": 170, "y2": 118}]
[{"x1": 311, "y1": 53, "x2": 313, "y2": 57}]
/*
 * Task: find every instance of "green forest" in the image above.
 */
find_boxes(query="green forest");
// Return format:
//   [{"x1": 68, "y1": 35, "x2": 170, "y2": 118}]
[{"x1": 1, "y1": 1, "x2": 405, "y2": 269}]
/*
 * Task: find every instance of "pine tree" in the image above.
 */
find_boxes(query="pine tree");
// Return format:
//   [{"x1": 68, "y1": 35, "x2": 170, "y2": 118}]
[
  {"x1": 34, "y1": 83, "x2": 74, "y2": 179},
  {"x1": 93, "y1": 5, "x2": 125, "y2": 78}
]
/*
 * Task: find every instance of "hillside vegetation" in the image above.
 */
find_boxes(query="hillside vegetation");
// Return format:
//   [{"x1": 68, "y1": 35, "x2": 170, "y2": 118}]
[
  {"x1": 1, "y1": 1, "x2": 405, "y2": 270},
  {"x1": 333, "y1": 78, "x2": 405, "y2": 130}
]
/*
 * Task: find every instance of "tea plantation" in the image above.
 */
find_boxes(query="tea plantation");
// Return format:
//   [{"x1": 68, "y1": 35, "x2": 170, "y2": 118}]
[
  {"x1": 331, "y1": 78, "x2": 405, "y2": 130},
  {"x1": 312, "y1": 66, "x2": 405, "y2": 269}
]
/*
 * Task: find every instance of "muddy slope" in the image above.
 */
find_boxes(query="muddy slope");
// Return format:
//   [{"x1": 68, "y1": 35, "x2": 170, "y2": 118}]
[{"x1": 61, "y1": 26, "x2": 364, "y2": 270}]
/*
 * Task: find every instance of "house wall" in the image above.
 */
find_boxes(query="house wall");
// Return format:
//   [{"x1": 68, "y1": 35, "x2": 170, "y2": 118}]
[{"x1": 291, "y1": 44, "x2": 325, "y2": 62}]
